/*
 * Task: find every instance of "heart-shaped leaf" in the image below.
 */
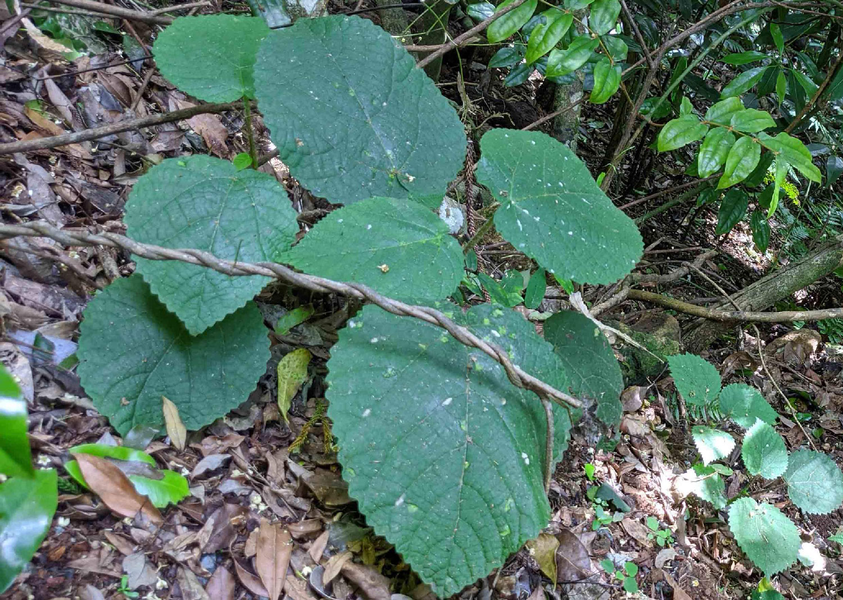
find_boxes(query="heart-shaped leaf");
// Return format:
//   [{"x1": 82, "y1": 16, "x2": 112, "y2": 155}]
[
  {"x1": 784, "y1": 450, "x2": 843, "y2": 514},
  {"x1": 719, "y1": 383, "x2": 778, "y2": 429},
  {"x1": 741, "y1": 420, "x2": 788, "y2": 479},
  {"x1": 667, "y1": 354, "x2": 720, "y2": 406}
]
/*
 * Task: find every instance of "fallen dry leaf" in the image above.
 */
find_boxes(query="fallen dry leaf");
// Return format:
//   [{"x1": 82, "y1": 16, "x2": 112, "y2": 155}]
[
  {"x1": 340, "y1": 561, "x2": 391, "y2": 600},
  {"x1": 256, "y1": 520, "x2": 293, "y2": 600},
  {"x1": 206, "y1": 565, "x2": 236, "y2": 600},
  {"x1": 309, "y1": 529, "x2": 330, "y2": 562},
  {"x1": 526, "y1": 532, "x2": 559, "y2": 582},
  {"x1": 178, "y1": 566, "x2": 210, "y2": 600},
  {"x1": 555, "y1": 528, "x2": 592, "y2": 582},
  {"x1": 234, "y1": 559, "x2": 269, "y2": 597},
  {"x1": 74, "y1": 453, "x2": 162, "y2": 525},
  {"x1": 662, "y1": 570, "x2": 692, "y2": 600},
  {"x1": 162, "y1": 396, "x2": 187, "y2": 450},
  {"x1": 323, "y1": 550, "x2": 353, "y2": 585}
]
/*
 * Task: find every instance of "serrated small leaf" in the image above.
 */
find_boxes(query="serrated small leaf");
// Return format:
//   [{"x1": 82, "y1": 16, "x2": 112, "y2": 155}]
[
  {"x1": 730, "y1": 109, "x2": 776, "y2": 133},
  {"x1": 524, "y1": 268, "x2": 547, "y2": 310},
  {"x1": 526, "y1": 11, "x2": 573, "y2": 64},
  {"x1": 720, "y1": 67, "x2": 767, "y2": 99},
  {"x1": 255, "y1": 16, "x2": 466, "y2": 204},
  {"x1": 741, "y1": 420, "x2": 788, "y2": 479},
  {"x1": 719, "y1": 383, "x2": 778, "y2": 429},
  {"x1": 0, "y1": 469, "x2": 57, "y2": 594},
  {"x1": 544, "y1": 311, "x2": 623, "y2": 427},
  {"x1": 698, "y1": 128, "x2": 735, "y2": 177},
  {"x1": 675, "y1": 464, "x2": 726, "y2": 509},
  {"x1": 722, "y1": 51, "x2": 768, "y2": 65},
  {"x1": 705, "y1": 97, "x2": 745, "y2": 125},
  {"x1": 284, "y1": 198, "x2": 463, "y2": 302},
  {"x1": 477, "y1": 129, "x2": 643, "y2": 285},
  {"x1": 153, "y1": 15, "x2": 269, "y2": 102},
  {"x1": 692, "y1": 426, "x2": 735, "y2": 465},
  {"x1": 667, "y1": 354, "x2": 721, "y2": 406},
  {"x1": 784, "y1": 450, "x2": 843, "y2": 514},
  {"x1": 589, "y1": 0, "x2": 620, "y2": 36},
  {"x1": 277, "y1": 349, "x2": 311, "y2": 424},
  {"x1": 657, "y1": 116, "x2": 708, "y2": 152},
  {"x1": 750, "y1": 211, "x2": 770, "y2": 253},
  {"x1": 546, "y1": 36, "x2": 599, "y2": 78},
  {"x1": 718, "y1": 137, "x2": 761, "y2": 189},
  {"x1": 760, "y1": 132, "x2": 822, "y2": 183},
  {"x1": 327, "y1": 304, "x2": 575, "y2": 597},
  {"x1": 590, "y1": 58, "x2": 621, "y2": 104},
  {"x1": 77, "y1": 276, "x2": 270, "y2": 436},
  {"x1": 715, "y1": 188, "x2": 749, "y2": 236},
  {"x1": 487, "y1": 0, "x2": 539, "y2": 43},
  {"x1": 728, "y1": 497, "x2": 800, "y2": 576},
  {"x1": 125, "y1": 156, "x2": 298, "y2": 335}
]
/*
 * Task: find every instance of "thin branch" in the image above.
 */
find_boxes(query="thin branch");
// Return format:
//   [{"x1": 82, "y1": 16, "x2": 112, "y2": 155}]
[
  {"x1": 0, "y1": 101, "x2": 244, "y2": 155},
  {"x1": 619, "y1": 0, "x2": 653, "y2": 69},
  {"x1": 0, "y1": 221, "x2": 582, "y2": 410},
  {"x1": 46, "y1": 0, "x2": 172, "y2": 24},
  {"x1": 628, "y1": 289, "x2": 843, "y2": 322},
  {"x1": 785, "y1": 42, "x2": 843, "y2": 133},
  {"x1": 149, "y1": 1, "x2": 211, "y2": 15},
  {"x1": 416, "y1": 0, "x2": 527, "y2": 69}
]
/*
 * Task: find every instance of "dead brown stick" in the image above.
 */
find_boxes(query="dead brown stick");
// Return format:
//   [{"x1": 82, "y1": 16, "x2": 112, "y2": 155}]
[
  {"x1": 628, "y1": 289, "x2": 843, "y2": 323},
  {"x1": 415, "y1": 0, "x2": 527, "y2": 69},
  {"x1": 0, "y1": 220, "x2": 582, "y2": 410},
  {"x1": 0, "y1": 101, "x2": 243, "y2": 155},
  {"x1": 47, "y1": 0, "x2": 172, "y2": 24},
  {"x1": 149, "y1": 1, "x2": 210, "y2": 15}
]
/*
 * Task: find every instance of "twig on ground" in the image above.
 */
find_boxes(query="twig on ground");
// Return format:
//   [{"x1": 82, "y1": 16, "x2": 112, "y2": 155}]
[
  {"x1": 47, "y1": 0, "x2": 172, "y2": 23},
  {"x1": 0, "y1": 220, "x2": 582, "y2": 410},
  {"x1": 0, "y1": 101, "x2": 245, "y2": 155}
]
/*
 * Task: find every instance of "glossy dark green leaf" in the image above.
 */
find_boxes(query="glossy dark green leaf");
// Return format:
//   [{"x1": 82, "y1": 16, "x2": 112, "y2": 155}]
[
  {"x1": 0, "y1": 365, "x2": 32, "y2": 479},
  {"x1": 715, "y1": 189, "x2": 749, "y2": 236},
  {"x1": 657, "y1": 116, "x2": 708, "y2": 152},
  {"x1": 0, "y1": 469, "x2": 57, "y2": 593},
  {"x1": 466, "y1": 1, "x2": 495, "y2": 20},
  {"x1": 759, "y1": 132, "x2": 822, "y2": 183},
  {"x1": 721, "y1": 51, "x2": 768, "y2": 65},
  {"x1": 730, "y1": 109, "x2": 776, "y2": 133},
  {"x1": 487, "y1": 0, "x2": 538, "y2": 43},
  {"x1": 704, "y1": 97, "x2": 744, "y2": 125},
  {"x1": 770, "y1": 22, "x2": 784, "y2": 54},
  {"x1": 750, "y1": 211, "x2": 770, "y2": 252},
  {"x1": 489, "y1": 46, "x2": 524, "y2": 68},
  {"x1": 827, "y1": 156, "x2": 843, "y2": 187},
  {"x1": 718, "y1": 137, "x2": 761, "y2": 189},
  {"x1": 505, "y1": 62, "x2": 534, "y2": 87},
  {"x1": 698, "y1": 128, "x2": 735, "y2": 178},
  {"x1": 524, "y1": 268, "x2": 546, "y2": 309},
  {"x1": 776, "y1": 70, "x2": 787, "y2": 105},
  {"x1": 546, "y1": 36, "x2": 599, "y2": 77},
  {"x1": 588, "y1": 0, "x2": 620, "y2": 36},
  {"x1": 720, "y1": 67, "x2": 767, "y2": 99},
  {"x1": 564, "y1": 0, "x2": 594, "y2": 8},
  {"x1": 744, "y1": 151, "x2": 775, "y2": 188},
  {"x1": 526, "y1": 11, "x2": 572, "y2": 64},
  {"x1": 757, "y1": 66, "x2": 779, "y2": 97},
  {"x1": 590, "y1": 58, "x2": 621, "y2": 104},
  {"x1": 602, "y1": 35, "x2": 627, "y2": 61}
]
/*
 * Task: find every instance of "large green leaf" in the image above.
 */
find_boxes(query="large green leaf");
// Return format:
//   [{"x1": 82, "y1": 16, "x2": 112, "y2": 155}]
[
  {"x1": 759, "y1": 132, "x2": 822, "y2": 183},
  {"x1": 730, "y1": 109, "x2": 776, "y2": 133},
  {"x1": 715, "y1": 189, "x2": 749, "y2": 236},
  {"x1": 77, "y1": 276, "x2": 270, "y2": 436},
  {"x1": 487, "y1": 0, "x2": 538, "y2": 43},
  {"x1": 783, "y1": 450, "x2": 843, "y2": 514},
  {"x1": 691, "y1": 426, "x2": 735, "y2": 465},
  {"x1": 544, "y1": 311, "x2": 622, "y2": 427},
  {"x1": 525, "y1": 10, "x2": 572, "y2": 64},
  {"x1": 0, "y1": 469, "x2": 57, "y2": 593},
  {"x1": 675, "y1": 464, "x2": 727, "y2": 509},
  {"x1": 65, "y1": 444, "x2": 189, "y2": 508},
  {"x1": 728, "y1": 497, "x2": 800, "y2": 576},
  {"x1": 590, "y1": 58, "x2": 621, "y2": 104},
  {"x1": 546, "y1": 36, "x2": 599, "y2": 78},
  {"x1": 281, "y1": 197, "x2": 463, "y2": 302},
  {"x1": 667, "y1": 354, "x2": 720, "y2": 406},
  {"x1": 741, "y1": 420, "x2": 788, "y2": 479},
  {"x1": 0, "y1": 364, "x2": 32, "y2": 479},
  {"x1": 254, "y1": 16, "x2": 466, "y2": 204},
  {"x1": 720, "y1": 67, "x2": 767, "y2": 99},
  {"x1": 722, "y1": 51, "x2": 768, "y2": 65},
  {"x1": 704, "y1": 97, "x2": 745, "y2": 125},
  {"x1": 588, "y1": 0, "x2": 620, "y2": 36},
  {"x1": 719, "y1": 383, "x2": 778, "y2": 429},
  {"x1": 125, "y1": 156, "x2": 298, "y2": 335},
  {"x1": 327, "y1": 304, "x2": 575, "y2": 597},
  {"x1": 657, "y1": 116, "x2": 708, "y2": 152},
  {"x1": 698, "y1": 128, "x2": 735, "y2": 178},
  {"x1": 751, "y1": 210, "x2": 770, "y2": 253},
  {"x1": 477, "y1": 129, "x2": 643, "y2": 285},
  {"x1": 153, "y1": 15, "x2": 269, "y2": 102},
  {"x1": 718, "y1": 137, "x2": 761, "y2": 189}
]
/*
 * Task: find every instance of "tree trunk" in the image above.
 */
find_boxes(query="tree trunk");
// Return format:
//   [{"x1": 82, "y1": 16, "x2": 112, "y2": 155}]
[{"x1": 684, "y1": 236, "x2": 843, "y2": 352}]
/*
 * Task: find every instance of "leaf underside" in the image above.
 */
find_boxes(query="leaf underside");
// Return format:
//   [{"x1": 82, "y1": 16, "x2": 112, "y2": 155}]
[
  {"x1": 326, "y1": 304, "x2": 576, "y2": 597},
  {"x1": 692, "y1": 426, "x2": 735, "y2": 465},
  {"x1": 254, "y1": 16, "x2": 466, "y2": 204},
  {"x1": 77, "y1": 276, "x2": 270, "y2": 436}
]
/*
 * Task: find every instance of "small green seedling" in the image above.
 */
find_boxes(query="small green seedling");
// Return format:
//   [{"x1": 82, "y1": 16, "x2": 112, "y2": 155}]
[
  {"x1": 117, "y1": 575, "x2": 139, "y2": 599},
  {"x1": 584, "y1": 463, "x2": 596, "y2": 481},
  {"x1": 601, "y1": 559, "x2": 639, "y2": 593},
  {"x1": 646, "y1": 516, "x2": 674, "y2": 547}
]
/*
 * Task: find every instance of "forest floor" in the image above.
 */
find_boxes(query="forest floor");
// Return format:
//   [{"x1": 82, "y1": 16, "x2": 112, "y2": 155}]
[{"x1": 1, "y1": 2, "x2": 843, "y2": 600}]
